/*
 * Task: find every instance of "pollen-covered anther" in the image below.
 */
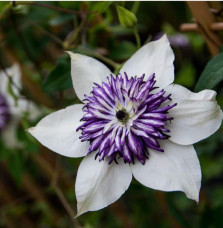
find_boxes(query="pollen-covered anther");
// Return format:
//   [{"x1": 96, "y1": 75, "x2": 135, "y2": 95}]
[{"x1": 77, "y1": 73, "x2": 176, "y2": 165}]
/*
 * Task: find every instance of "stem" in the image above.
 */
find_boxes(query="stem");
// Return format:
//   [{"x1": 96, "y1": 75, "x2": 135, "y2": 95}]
[
  {"x1": 78, "y1": 46, "x2": 121, "y2": 70},
  {"x1": 0, "y1": 57, "x2": 31, "y2": 102},
  {"x1": 9, "y1": 9, "x2": 41, "y2": 70},
  {"x1": 15, "y1": 1, "x2": 79, "y2": 15},
  {"x1": 54, "y1": 186, "x2": 81, "y2": 227},
  {"x1": 26, "y1": 20, "x2": 64, "y2": 47},
  {"x1": 133, "y1": 26, "x2": 141, "y2": 49},
  {"x1": 0, "y1": 3, "x2": 12, "y2": 21},
  {"x1": 64, "y1": 17, "x2": 87, "y2": 48},
  {"x1": 114, "y1": 64, "x2": 122, "y2": 75},
  {"x1": 15, "y1": 1, "x2": 96, "y2": 16}
]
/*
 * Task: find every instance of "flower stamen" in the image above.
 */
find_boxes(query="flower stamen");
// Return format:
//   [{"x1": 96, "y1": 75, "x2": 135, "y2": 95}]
[
  {"x1": 116, "y1": 108, "x2": 129, "y2": 124},
  {"x1": 77, "y1": 73, "x2": 176, "y2": 165}
]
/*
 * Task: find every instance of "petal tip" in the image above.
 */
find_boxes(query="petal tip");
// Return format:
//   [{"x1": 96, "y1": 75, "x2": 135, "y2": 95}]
[
  {"x1": 66, "y1": 51, "x2": 79, "y2": 60},
  {"x1": 157, "y1": 33, "x2": 172, "y2": 49},
  {"x1": 27, "y1": 127, "x2": 34, "y2": 134},
  {"x1": 193, "y1": 195, "x2": 200, "y2": 204},
  {"x1": 185, "y1": 188, "x2": 200, "y2": 204},
  {"x1": 75, "y1": 207, "x2": 86, "y2": 218},
  {"x1": 160, "y1": 33, "x2": 168, "y2": 40},
  {"x1": 74, "y1": 213, "x2": 79, "y2": 219}
]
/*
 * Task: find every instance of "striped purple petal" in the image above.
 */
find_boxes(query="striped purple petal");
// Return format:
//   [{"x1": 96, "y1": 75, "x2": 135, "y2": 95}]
[{"x1": 77, "y1": 73, "x2": 176, "y2": 165}]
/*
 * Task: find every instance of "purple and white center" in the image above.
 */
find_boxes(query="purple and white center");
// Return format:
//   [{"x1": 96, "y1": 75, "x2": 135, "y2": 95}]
[
  {"x1": 0, "y1": 93, "x2": 10, "y2": 131},
  {"x1": 77, "y1": 73, "x2": 176, "y2": 165}
]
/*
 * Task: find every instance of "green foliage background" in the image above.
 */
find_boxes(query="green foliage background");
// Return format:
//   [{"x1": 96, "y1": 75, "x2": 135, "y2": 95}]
[{"x1": 0, "y1": 1, "x2": 223, "y2": 227}]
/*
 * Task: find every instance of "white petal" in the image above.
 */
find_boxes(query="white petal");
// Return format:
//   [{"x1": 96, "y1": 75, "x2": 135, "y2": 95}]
[
  {"x1": 0, "y1": 63, "x2": 41, "y2": 120},
  {"x1": 165, "y1": 84, "x2": 223, "y2": 145},
  {"x1": 1, "y1": 119, "x2": 23, "y2": 149},
  {"x1": 120, "y1": 34, "x2": 175, "y2": 88},
  {"x1": 8, "y1": 98, "x2": 41, "y2": 120},
  {"x1": 131, "y1": 140, "x2": 201, "y2": 202},
  {"x1": 0, "y1": 63, "x2": 21, "y2": 96},
  {"x1": 67, "y1": 52, "x2": 112, "y2": 101},
  {"x1": 75, "y1": 154, "x2": 132, "y2": 216},
  {"x1": 28, "y1": 104, "x2": 89, "y2": 158}
]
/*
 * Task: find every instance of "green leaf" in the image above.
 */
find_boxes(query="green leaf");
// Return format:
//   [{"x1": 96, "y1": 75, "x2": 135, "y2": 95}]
[
  {"x1": 91, "y1": 1, "x2": 113, "y2": 14},
  {"x1": 8, "y1": 152, "x2": 24, "y2": 187},
  {"x1": 109, "y1": 41, "x2": 137, "y2": 60},
  {"x1": 49, "y1": 14, "x2": 73, "y2": 26},
  {"x1": 195, "y1": 52, "x2": 223, "y2": 91},
  {"x1": 175, "y1": 62, "x2": 195, "y2": 87},
  {"x1": 116, "y1": 5, "x2": 137, "y2": 28},
  {"x1": 0, "y1": 2, "x2": 9, "y2": 12},
  {"x1": 42, "y1": 55, "x2": 72, "y2": 92},
  {"x1": 58, "y1": 1, "x2": 82, "y2": 10}
]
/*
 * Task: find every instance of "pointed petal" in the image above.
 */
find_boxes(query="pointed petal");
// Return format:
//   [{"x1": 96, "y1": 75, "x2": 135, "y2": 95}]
[
  {"x1": 131, "y1": 140, "x2": 201, "y2": 202},
  {"x1": 165, "y1": 84, "x2": 223, "y2": 145},
  {"x1": 120, "y1": 35, "x2": 174, "y2": 88},
  {"x1": 67, "y1": 52, "x2": 112, "y2": 101},
  {"x1": 75, "y1": 154, "x2": 132, "y2": 216},
  {"x1": 28, "y1": 104, "x2": 89, "y2": 158}
]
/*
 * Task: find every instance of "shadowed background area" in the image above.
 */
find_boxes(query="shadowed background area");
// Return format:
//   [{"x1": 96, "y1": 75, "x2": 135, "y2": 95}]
[{"x1": 0, "y1": 1, "x2": 223, "y2": 227}]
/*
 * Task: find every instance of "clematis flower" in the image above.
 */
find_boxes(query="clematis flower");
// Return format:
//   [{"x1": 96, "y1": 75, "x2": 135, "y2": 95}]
[
  {"x1": 0, "y1": 64, "x2": 40, "y2": 148},
  {"x1": 28, "y1": 35, "x2": 223, "y2": 216}
]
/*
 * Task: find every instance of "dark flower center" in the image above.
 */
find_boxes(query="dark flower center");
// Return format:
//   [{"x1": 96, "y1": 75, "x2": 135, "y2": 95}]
[{"x1": 116, "y1": 109, "x2": 129, "y2": 123}]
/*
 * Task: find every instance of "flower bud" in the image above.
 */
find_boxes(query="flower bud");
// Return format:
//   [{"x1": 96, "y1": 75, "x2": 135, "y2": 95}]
[{"x1": 116, "y1": 5, "x2": 137, "y2": 28}]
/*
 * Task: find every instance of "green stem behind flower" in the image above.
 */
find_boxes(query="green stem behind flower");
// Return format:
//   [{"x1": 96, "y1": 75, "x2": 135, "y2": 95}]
[{"x1": 133, "y1": 26, "x2": 141, "y2": 49}]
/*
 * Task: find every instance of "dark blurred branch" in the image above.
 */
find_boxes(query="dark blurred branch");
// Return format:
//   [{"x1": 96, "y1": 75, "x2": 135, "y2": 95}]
[
  {"x1": 110, "y1": 202, "x2": 136, "y2": 228},
  {"x1": 9, "y1": 10, "x2": 41, "y2": 70},
  {"x1": 15, "y1": 1, "x2": 79, "y2": 15},
  {"x1": 78, "y1": 46, "x2": 121, "y2": 70},
  {"x1": 54, "y1": 185, "x2": 81, "y2": 227},
  {"x1": 0, "y1": 3, "x2": 12, "y2": 21},
  {"x1": 16, "y1": 6, "x2": 120, "y2": 71},
  {"x1": 25, "y1": 16, "x2": 121, "y2": 71},
  {"x1": 154, "y1": 192, "x2": 183, "y2": 228},
  {"x1": 22, "y1": 173, "x2": 61, "y2": 219},
  {"x1": 0, "y1": 58, "x2": 21, "y2": 92},
  {"x1": 64, "y1": 16, "x2": 87, "y2": 48},
  {"x1": 0, "y1": 172, "x2": 34, "y2": 227},
  {"x1": 26, "y1": 20, "x2": 65, "y2": 47},
  {"x1": 31, "y1": 151, "x2": 81, "y2": 227},
  {"x1": 133, "y1": 26, "x2": 141, "y2": 49},
  {"x1": 0, "y1": 57, "x2": 32, "y2": 102},
  {"x1": 15, "y1": 1, "x2": 96, "y2": 17}
]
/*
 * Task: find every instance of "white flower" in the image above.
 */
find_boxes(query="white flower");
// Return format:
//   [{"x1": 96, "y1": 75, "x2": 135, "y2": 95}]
[
  {"x1": 0, "y1": 64, "x2": 40, "y2": 148},
  {"x1": 28, "y1": 35, "x2": 222, "y2": 216}
]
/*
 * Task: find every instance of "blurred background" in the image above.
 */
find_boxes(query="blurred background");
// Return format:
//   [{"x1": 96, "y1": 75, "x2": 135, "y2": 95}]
[{"x1": 0, "y1": 1, "x2": 223, "y2": 227}]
